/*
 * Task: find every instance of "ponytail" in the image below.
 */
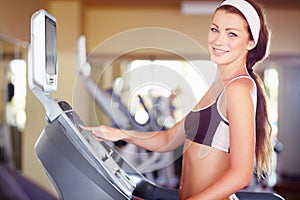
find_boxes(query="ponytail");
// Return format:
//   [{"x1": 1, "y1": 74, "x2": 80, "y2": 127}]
[
  {"x1": 249, "y1": 71, "x2": 273, "y2": 180},
  {"x1": 247, "y1": 0, "x2": 273, "y2": 180}
]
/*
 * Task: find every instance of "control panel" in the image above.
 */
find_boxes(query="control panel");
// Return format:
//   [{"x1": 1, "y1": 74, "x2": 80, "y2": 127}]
[{"x1": 59, "y1": 101, "x2": 136, "y2": 197}]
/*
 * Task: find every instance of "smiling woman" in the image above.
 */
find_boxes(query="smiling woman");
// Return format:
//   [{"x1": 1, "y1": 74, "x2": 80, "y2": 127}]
[{"x1": 81, "y1": 0, "x2": 275, "y2": 199}]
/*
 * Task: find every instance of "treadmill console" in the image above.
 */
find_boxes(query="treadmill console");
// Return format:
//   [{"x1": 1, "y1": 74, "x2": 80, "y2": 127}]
[
  {"x1": 28, "y1": 9, "x2": 57, "y2": 92},
  {"x1": 57, "y1": 100, "x2": 136, "y2": 197}
]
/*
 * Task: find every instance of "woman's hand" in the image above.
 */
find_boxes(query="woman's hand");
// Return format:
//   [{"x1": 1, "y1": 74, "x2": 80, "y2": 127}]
[{"x1": 80, "y1": 125, "x2": 127, "y2": 142}]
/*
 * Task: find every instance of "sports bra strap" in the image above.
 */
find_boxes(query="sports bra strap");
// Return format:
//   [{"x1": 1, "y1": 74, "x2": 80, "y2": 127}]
[{"x1": 217, "y1": 75, "x2": 257, "y2": 123}]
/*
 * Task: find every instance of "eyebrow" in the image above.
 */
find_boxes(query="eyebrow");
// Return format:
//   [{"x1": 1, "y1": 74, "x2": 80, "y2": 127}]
[{"x1": 211, "y1": 23, "x2": 241, "y2": 32}]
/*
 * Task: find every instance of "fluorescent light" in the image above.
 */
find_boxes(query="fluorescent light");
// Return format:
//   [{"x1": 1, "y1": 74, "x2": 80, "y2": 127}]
[{"x1": 181, "y1": 1, "x2": 221, "y2": 15}]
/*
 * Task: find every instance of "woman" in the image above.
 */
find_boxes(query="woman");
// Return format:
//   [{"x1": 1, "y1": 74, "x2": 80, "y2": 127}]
[{"x1": 81, "y1": 0, "x2": 273, "y2": 199}]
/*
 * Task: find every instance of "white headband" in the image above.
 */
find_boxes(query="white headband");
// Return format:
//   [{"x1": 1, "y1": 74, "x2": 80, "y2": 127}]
[{"x1": 220, "y1": 0, "x2": 261, "y2": 46}]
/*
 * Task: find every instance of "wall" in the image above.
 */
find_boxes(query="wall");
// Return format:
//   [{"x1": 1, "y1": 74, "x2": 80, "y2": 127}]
[
  {"x1": 84, "y1": 7, "x2": 212, "y2": 57},
  {"x1": 0, "y1": 0, "x2": 47, "y2": 41},
  {"x1": 267, "y1": 9, "x2": 300, "y2": 55},
  {"x1": 83, "y1": 6, "x2": 300, "y2": 57}
]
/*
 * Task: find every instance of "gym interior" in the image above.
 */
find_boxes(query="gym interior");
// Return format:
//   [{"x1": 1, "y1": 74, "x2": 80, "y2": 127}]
[{"x1": 1, "y1": 0, "x2": 300, "y2": 199}]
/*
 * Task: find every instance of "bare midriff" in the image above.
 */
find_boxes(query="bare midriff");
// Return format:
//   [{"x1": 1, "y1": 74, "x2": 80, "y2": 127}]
[{"x1": 179, "y1": 140, "x2": 231, "y2": 200}]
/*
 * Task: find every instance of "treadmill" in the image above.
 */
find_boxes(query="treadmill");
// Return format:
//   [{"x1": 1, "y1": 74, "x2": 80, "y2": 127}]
[{"x1": 28, "y1": 9, "x2": 178, "y2": 200}]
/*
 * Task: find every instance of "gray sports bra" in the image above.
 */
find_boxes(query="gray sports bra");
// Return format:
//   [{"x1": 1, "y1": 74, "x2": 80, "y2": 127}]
[
  {"x1": 184, "y1": 94, "x2": 230, "y2": 153},
  {"x1": 184, "y1": 76, "x2": 256, "y2": 153}
]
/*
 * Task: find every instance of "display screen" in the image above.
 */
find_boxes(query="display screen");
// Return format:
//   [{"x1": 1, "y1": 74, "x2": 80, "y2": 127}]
[{"x1": 45, "y1": 16, "x2": 57, "y2": 75}]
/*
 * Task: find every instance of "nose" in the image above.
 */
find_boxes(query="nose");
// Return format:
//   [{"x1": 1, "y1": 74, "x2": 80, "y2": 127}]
[{"x1": 214, "y1": 33, "x2": 227, "y2": 46}]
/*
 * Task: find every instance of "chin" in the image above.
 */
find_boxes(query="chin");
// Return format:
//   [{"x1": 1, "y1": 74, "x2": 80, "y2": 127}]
[
  {"x1": 210, "y1": 55, "x2": 230, "y2": 66},
  {"x1": 210, "y1": 57, "x2": 223, "y2": 65}
]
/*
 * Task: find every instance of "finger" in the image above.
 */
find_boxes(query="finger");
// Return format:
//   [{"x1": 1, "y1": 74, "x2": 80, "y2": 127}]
[
  {"x1": 79, "y1": 125, "x2": 92, "y2": 131},
  {"x1": 79, "y1": 125, "x2": 99, "y2": 132},
  {"x1": 92, "y1": 134, "x2": 103, "y2": 141}
]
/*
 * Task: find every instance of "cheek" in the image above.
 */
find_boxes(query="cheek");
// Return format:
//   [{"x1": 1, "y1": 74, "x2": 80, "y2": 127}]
[
  {"x1": 207, "y1": 33, "x2": 214, "y2": 45},
  {"x1": 231, "y1": 41, "x2": 248, "y2": 52},
  {"x1": 207, "y1": 34, "x2": 216, "y2": 54}
]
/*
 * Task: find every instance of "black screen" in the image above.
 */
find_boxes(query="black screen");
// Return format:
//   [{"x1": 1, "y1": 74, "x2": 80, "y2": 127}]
[{"x1": 45, "y1": 16, "x2": 57, "y2": 75}]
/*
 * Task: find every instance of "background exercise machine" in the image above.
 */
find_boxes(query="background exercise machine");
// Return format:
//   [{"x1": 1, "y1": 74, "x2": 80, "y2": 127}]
[{"x1": 76, "y1": 35, "x2": 179, "y2": 187}]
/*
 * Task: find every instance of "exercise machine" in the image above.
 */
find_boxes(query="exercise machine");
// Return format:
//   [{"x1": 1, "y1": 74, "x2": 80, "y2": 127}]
[{"x1": 28, "y1": 9, "x2": 178, "y2": 200}]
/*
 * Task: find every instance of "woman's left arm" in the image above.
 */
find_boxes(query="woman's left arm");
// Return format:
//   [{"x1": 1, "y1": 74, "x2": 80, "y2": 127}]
[{"x1": 188, "y1": 78, "x2": 256, "y2": 200}]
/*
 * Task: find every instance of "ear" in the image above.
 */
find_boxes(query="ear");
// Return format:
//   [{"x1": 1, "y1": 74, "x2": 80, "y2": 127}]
[{"x1": 247, "y1": 40, "x2": 256, "y2": 50}]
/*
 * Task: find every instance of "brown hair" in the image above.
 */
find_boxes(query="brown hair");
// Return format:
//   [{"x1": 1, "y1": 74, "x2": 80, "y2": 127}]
[{"x1": 217, "y1": 0, "x2": 273, "y2": 180}]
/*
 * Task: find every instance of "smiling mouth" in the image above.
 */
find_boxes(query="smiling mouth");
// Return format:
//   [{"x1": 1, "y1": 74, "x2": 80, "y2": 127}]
[{"x1": 213, "y1": 47, "x2": 229, "y2": 55}]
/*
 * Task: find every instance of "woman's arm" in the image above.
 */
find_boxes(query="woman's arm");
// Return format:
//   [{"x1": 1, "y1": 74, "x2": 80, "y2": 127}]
[
  {"x1": 80, "y1": 119, "x2": 186, "y2": 152},
  {"x1": 187, "y1": 78, "x2": 256, "y2": 200}
]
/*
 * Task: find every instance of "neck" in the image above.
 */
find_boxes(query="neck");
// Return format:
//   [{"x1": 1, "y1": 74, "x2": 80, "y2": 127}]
[{"x1": 216, "y1": 62, "x2": 248, "y2": 83}]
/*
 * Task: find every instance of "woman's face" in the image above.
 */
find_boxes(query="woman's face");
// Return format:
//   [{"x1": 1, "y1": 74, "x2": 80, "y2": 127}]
[{"x1": 207, "y1": 9, "x2": 255, "y2": 66}]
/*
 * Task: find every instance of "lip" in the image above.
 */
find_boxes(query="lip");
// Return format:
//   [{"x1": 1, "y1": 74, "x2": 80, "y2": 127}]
[{"x1": 212, "y1": 47, "x2": 229, "y2": 56}]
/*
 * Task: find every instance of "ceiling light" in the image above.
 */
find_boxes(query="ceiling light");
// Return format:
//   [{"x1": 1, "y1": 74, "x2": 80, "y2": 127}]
[{"x1": 181, "y1": 1, "x2": 221, "y2": 15}]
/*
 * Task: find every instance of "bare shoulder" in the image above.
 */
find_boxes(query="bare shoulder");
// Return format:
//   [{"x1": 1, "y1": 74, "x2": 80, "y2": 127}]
[
  {"x1": 223, "y1": 76, "x2": 257, "y2": 112},
  {"x1": 225, "y1": 76, "x2": 256, "y2": 97}
]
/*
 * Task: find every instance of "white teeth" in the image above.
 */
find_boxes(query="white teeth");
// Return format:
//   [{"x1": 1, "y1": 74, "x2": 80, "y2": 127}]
[
  {"x1": 215, "y1": 48, "x2": 225, "y2": 53},
  {"x1": 214, "y1": 48, "x2": 227, "y2": 54}
]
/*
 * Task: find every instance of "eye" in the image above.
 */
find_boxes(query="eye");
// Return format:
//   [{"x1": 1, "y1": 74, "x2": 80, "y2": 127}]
[
  {"x1": 228, "y1": 32, "x2": 238, "y2": 37},
  {"x1": 210, "y1": 27, "x2": 218, "y2": 33}
]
